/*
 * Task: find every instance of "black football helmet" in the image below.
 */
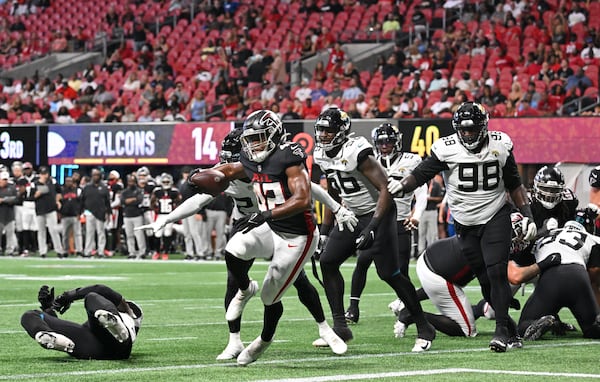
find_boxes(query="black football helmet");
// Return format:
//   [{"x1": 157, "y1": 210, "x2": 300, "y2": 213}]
[
  {"x1": 220, "y1": 129, "x2": 243, "y2": 163},
  {"x1": 452, "y1": 101, "x2": 489, "y2": 152},
  {"x1": 241, "y1": 110, "x2": 284, "y2": 163},
  {"x1": 314, "y1": 107, "x2": 351, "y2": 152},
  {"x1": 371, "y1": 123, "x2": 402, "y2": 159},
  {"x1": 533, "y1": 166, "x2": 565, "y2": 209},
  {"x1": 574, "y1": 208, "x2": 597, "y2": 234}
]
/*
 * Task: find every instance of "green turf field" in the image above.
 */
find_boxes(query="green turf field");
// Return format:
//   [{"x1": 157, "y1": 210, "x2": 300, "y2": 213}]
[{"x1": 0, "y1": 256, "x2": 598, "y2": 382}]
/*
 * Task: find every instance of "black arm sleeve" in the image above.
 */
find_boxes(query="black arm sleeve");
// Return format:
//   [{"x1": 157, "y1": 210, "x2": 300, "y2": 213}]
[
  {"x1": 502, "y1": 151, "x2": 522, "y2": 191},
  {"x1": 356, "y1": 147, "x2": 375, "y2": 166},
  {"x1": 412, "y1": 152, "x2": 449, "y2": 186},
  {"x1": 588, "y1": 245, "x2": 600, "y2": 269},
  {"x1": 70, "y1": 284, "x2": 123, "y2": 305}
]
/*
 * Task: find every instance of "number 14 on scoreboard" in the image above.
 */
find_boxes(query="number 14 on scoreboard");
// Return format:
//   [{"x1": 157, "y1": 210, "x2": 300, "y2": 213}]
[{"x1": 192, "y1": 127, "x2": 219, "y2": 161}]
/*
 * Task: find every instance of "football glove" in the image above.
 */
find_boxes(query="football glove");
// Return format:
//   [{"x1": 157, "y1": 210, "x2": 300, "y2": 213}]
[
  {"x1": 38, "y1": 285, "x2": 55, "y2": 311},
  {"x1": 334, "y1": 206, "x2": 358, "y2": 232},
  {"x1": 403, "y1": 218, "x2": 419, "y2": 231},
  {"x1": 134, "y1": 215, "x2": 167, "y2": 234},
  {"x1": 545, "y1": 217, "x2": 558, "y2": 231},
  {"x1": 387, "y1": 178, "x2": 404, "y2": 195},
  {"x1": 313, "y1": 234, "x2": 329, "y2": 261},
  {"x1": 521, "y1": 216, "x2": 537, "y2": 241},
  {"x1": 235, "y1": 211, "x2": 272, "y2": 234},
  {"x1": 538, "y1": 253, "x2": 561, "y2": 272},
  {"x1": 356, "y1": 220, "x2": 378, "y2": 250},
  {"x1": 52, "y1": 290, "x2": 77, "y2": 314}
]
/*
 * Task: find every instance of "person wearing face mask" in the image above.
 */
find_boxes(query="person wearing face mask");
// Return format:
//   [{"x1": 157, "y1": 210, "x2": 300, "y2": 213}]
[
  {"x1": 80, "y1": 168, "x2": 111, "y2": 258},
  {"x1": 120, "y1": 174, "x2": 146, "y2": 259},
  {"x1": 60, "y1": 176, "x2": 83, "y2": 257}
]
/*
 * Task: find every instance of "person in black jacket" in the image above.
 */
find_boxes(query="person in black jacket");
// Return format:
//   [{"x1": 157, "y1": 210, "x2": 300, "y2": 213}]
[
  {"x1": 0, "y1": 171, "x2": 18, "y2": 255},
  {"x1": 80, "y1": 169, "x2": 110, "y2": 257},
  {"x1": 60, "y1": 176, "x2": 83, "y2": 257},
  {"x1": 33, "y1": 167, "x2": 65, "y2": 258},
  {"x1": 21, "y1": 284, "x2": 142, "y2": 359}
]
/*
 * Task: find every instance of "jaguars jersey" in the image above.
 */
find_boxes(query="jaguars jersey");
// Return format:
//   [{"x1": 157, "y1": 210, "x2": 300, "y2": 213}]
[
  {"x1": 590, "y1": 166, "x2": 600, "y2": 188},
  {"x1": 225, "y1": 179, "x2": 259, "y2": 220},
  {"x1": 531, "y1": 188, "x2": 578, "y2": 229},
  {"x1": 534, "y1": 226, "x2": 600, "y2": 268},
  {"x1": 240, "y1": 141, "x2": 315, "y2": 235},
  {"x1": 380, "y1": 152, "x2": 422, "y2": 221},
  {"x1": 416, "y1": 131, "x2": 519, "y2": 226},
  {"x1": 313, "y1": 136, "x2": 378, "y2": 216},
  {"x1": 152, "y1": 187, "x2": 181, "y2": 215}
]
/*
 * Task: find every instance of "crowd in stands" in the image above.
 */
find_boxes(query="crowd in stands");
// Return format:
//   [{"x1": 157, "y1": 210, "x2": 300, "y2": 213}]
[{"x1": 0, "y1": 0, "x2": 599, "y2": 124}]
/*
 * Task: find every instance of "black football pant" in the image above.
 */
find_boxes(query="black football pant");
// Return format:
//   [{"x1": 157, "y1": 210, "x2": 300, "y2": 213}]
[
  {"x1": 454, "y1": 204, "x2": 514, "y2": 337},
  {"x1": 21, "y1": 292, "x2": 132, "y2": 359},
  {"x1": 518, "y1": 264, "x2": 600, "y2": 338}
]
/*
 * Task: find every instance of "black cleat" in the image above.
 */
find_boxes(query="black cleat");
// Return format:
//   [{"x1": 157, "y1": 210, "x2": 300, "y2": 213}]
[
  {"x1": 524, "y1": 315, "x2": 557, "y2": 341},
  {"x1": 344, "y1": 309, "x2": 359, "y2": 324},
  {"x1": 332, "y1": 326, "x2": 354, "y2": 342},
  {"x1": 489, "y1": 336, "x2": 508, "y2": 352}
]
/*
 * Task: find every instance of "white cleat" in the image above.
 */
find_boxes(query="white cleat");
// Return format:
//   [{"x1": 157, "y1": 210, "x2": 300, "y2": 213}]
[
  {"x1": 95, "y1": 310, "x2": 130, "y2": 343},
  {"x1": 35, "y1": 331, "x2": 75, "y2": 353},
  {"x1": 237, "y1": 336, "x2": 271, "y2": 366},
  {"x1": 312, "y1": 337, "x2": 328, "y2": 347},
  {"x1": 225, "y1": 280, "x2": 259, "y2": 322},
  {"x1": 388, "y1": 298, "x2": 405, "y2": 317},
  {"x1": 318, "y1": 327, "x2": 347, "y2": 355},
  {"x1": 412, "y1": 338, "x2": 432, "y2": 352},
  {"x1": 216, "y1": 340, "x2": 245, "y2": 360},
  {"x1": 394, "y1": 320, "x2": 407, "y2": 338}
]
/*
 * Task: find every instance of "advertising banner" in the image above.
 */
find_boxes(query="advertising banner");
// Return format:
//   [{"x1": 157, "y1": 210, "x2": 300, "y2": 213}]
[
  {"x1": 0, "y1": 125, "x2": 46, "y2": 167},
  {"x1": 48, "y1": 122, "x2": 233, "y2": 165}
]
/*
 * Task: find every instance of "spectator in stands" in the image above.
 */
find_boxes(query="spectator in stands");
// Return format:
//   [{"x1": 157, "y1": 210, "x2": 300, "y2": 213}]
[
  {"x1": 92, "y1": 84, "x2": 115, "y2": 106},
  {"x1": 395, "y1": 96, "x2": 418, "y2": 118},
  {"x1": 50, "y1": 30, "x2": 68, "y2": 53},
  {"x1": 580, "y1": 37, "x2": 600, "y2": 62},
  {"x1": 382, "y1": 14, "x2": 401, "y2": 35},
  {"x1": 567, "y1": 2, "x2": 587, "y2": 28},
  {"x1": 342, "y1": 77, "x2": 364, "y2": 101},
  {"x1": 270, "y1": 50, "x2": 287, "y2": 85},
  {"x1": 508, "y1": 82, "x2": 523, "y2": 105},
  {"x1": 301, "y1": 34, "x2": 316, "y2": 56},
  {"x1": 76, "y1": 103, "x2": 94, "y2": 123},
  {"x1": 310, "y1": 80, "x2": 328, "y2": 102},
  {"x1": 56, "y1": 79, "x2": 77, "y2": 100},
  {"x1": 382, "y1": 54, "x2": 401, "y2": 80},
  {"x1": 163, "y1": 105, "x2": 187, "y2": 122},
  {"x1": 313, "y1": 61, "x2": 327, "y2": 82},
  {"x1": 137, "y1": 105, "x2": 153, "y2": 122},
  {"x1": 105, "y1": 5, "x2": 119, "y2": 27},
  {"x1": 456, "y1": 71, "x2": 475, "y2": 93},
  {"x1": 556, "y1": 59, "x2": 574, "y2": 80},
  {"x1": 303, "y1": 97, "x2": 321, "y2": 119},
  {"x1": 130, "y1": 22, "x2": 148, "y2": 52},
  {"x1": 56, "y1": 106, "x2": 75, "y2": 124},
  {"x1": 411, "y1": 8, "x2": 427, "y2": 40},
  {"x1": 354, "y1": 94, "x2": 368, "y2": 117},
  {"x1": 9, "y1": 16, "x2": 26, "y2": 32},
  {"x1": 260, "y1": 80, "x2": 276, "y2": 104},
  {"x1": 187, "y1": 90, "x2": 206, "y2": 122},
  {"x1": 149, "y1": 85, "x2": 168, "y2": 111},
  {"x1": 565, "y1": 68, "x2": 592, "y2": 94},
  {"x1": 122, "y1": 72, "x2": 141, "y2": 92},
  {"x1": 294, "y1": 79, "x2": 312, "y2": 102},
  {"x1": 342, "y1": 62, "x2": 360, "y2": 82},
  {"x1": 494, "y1": 46, "x2": 515, "y2": 71},
  {"x1": 431, "y1": 93, "x2": 453, "y2": 116},
  {"x1": 428, "y1": 71, "x2": 448, "y2": 92},
  {"x1": 550, "y1": 13, "x2": 568, "y2": 45},
  {"x1": 523, "y1": 82, "x2": 541, "y2": 109},
  {"x1": 329, "y1": 81, "x2": 343, "y2": 100},
  {"x1": 281, "y1": 103, "x2": 301, "y2": 120},
  {"x1": 80, "y1": 75, "x2": 97, "y2": 93},
  {"x1": 320, "y1": 95, "x2": 339, "y2": 112},
  {"x1": 516, "y1": 97, "x2": 540, "y2": 117},
  {"x1": 471, "y1": 38, "x2": 486, "y2": 56}
]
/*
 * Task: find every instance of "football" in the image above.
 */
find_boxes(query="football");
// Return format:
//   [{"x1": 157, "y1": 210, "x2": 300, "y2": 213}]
[{"x1": 188, "y1": 168, "x2": 230, "y2": 196}]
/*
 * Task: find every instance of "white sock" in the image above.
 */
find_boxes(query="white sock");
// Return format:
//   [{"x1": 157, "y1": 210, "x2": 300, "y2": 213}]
[
  {"x1": 229, "y1": 332, "x2": 241, "y2": 343},
  {"x1": 317, "y1": 321, "x2": 331, "y2": 333}
]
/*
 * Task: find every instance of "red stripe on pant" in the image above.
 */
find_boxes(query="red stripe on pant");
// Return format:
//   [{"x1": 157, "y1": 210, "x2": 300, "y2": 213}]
[{"x1": 446, "y1": 281, "x2": 472, "y2": 336}]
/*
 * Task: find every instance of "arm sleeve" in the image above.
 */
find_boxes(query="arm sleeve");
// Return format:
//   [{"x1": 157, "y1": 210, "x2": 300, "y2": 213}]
[
  {"x1": 412, "y1": 152, "x2": 448, "y2": 186},
  {"x1": 588, "y1": 244, "x2": 600, "y2": 268},
  {"x1": 356, "y1": 147, "x2": 375, "y2": 167},
  {"x1": 162, "y1": 193, "x2": 214, "y2": 224},
  {"x1": 310, "y1": 182, "x2": 341, "y2": 212},
  {"x1": 70, "y1": 284, "x2": 123, "y2": 305},
  {"x1": 502, "y1": 151, "x2": 523, "y2": 191},
  {"x1": 411, "y1": 183, "x2": 428, "y2": 221}
]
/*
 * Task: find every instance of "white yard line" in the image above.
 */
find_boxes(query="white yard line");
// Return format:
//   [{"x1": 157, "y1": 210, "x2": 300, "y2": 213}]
[{"x1": 0, "y1": 341, "x2": 597, "y2": 380}]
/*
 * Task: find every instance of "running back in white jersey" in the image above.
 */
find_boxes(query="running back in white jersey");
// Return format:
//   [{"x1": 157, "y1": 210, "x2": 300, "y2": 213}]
[
  {"x1": 313, "y1": 136, "x2": 378, "y2": 216},
  {"x1": 534, "y1": 227, "x2": 600, "y2": 267},
  {"x1": 432, "y1": 131, "x2": 512, "y2": 225},
  {"x1": 381, "y1": 152, "x2": 422, "y2": 221},
  {"x1": 225, "y1": 179, "x2": 259, "y2": 220}
]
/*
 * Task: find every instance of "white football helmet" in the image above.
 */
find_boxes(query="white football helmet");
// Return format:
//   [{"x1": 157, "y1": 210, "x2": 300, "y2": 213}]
[{"x1": 161, "y1": 173, "x2": 173, "y2": 190}]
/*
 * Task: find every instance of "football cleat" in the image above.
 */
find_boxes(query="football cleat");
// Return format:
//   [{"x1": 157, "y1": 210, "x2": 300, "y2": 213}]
[
  {"x1": 216, "y1": 340, "x2": 245, "y2": 360},
  {"x1": 388, "y1": 298, "x2": 405, "y2": 317},
  {"x1": 523, "y1": 315, "x2": 557, "y2": 341},
  {"x1": 489, "y1": 336, "x2": 508, "y2": 353},
  {"x1": 312, "y1": 326, "x2": 353, "y2": 347},
  {"x1": 412, "y1": 338, "x2": 432, "y2": 352},
  {"x1": 394, "y1": 320, "x2": 407, "y2": 338},
  {"x1": 508, "y1": 335, "x2": 523, "y2": 349},
  {"x1": 318, "y1": 327, "x2": 348, "y2": 355},
  {"x1": 344, "y1": 308, "x2": 359, "y2": 324},
  {"x1": 35, "y1": 331, "x2": 75, "y2": 353},
  {"x1": 95, "y1": 310, "x2": 130, "y2": 343},
  {"x1": 237, "y1": 336, "x2": 271, "y2": 366},
  {"x1": 225, "y1": 280, "x2": 259, "y2": 321}
]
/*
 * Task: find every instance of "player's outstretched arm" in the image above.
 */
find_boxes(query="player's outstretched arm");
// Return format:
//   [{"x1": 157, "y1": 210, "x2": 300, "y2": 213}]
[
  {"x1": 310, "y1": 182, "x2": 357, "y2": 232},
  {"x1": 135, "y1": 193, "x2": 214, "y2": 233}
]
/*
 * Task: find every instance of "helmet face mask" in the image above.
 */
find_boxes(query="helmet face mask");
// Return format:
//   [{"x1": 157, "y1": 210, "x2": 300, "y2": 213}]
[
  {"x1": 241, "y1": 110, "x2": 283, "y2": 163},
  {"x1": 220, "y1": 129, "x2": 242, "y2": 163},
  {"x1": 452, "y1": 102, "x2": 489, "y2": 152},
  {"x1": 315, "y1": 107, "x2": 351, "y2": 152},
  {"x1": 161, "y1": 173, "x2": 173, "y2": 189},
  {"x1": 372, "y1": 123, "x2": 402, "y2": 159},
  {"x1": 533, "y1": 166, "x2": 565, "y2": 209}
]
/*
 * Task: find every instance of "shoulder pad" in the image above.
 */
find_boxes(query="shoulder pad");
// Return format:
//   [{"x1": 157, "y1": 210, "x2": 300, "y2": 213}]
[
  {"x1": 590, "y1": 166, "x2": 600, "y2": 188},
  {"x1": 562, "y1": 188, "x2": 577, "y2": 202},
  {"x1": 281, "y1": 141, "x2": 307, "y2": 160},
  {"x1": 489, "y1": 130, "x2": 513, "y2": 151}
]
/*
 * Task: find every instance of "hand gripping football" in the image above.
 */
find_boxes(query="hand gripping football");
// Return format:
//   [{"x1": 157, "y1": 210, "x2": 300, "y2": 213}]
[{"x1": 188, "y1": 169, "x2": 230, "y2": 196}]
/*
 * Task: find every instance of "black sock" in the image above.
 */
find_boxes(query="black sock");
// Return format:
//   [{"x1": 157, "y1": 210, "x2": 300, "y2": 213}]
[
  {"x1": 425, "y1": 312, "x2": 466, "y2": 337},
  {"x1": 385, "y1": 273, "x2": 430, "y2": 332},
  {"x1": 225, "y1": 270, "x2": 242, "y2": 332},
  {"x1": 293, "y1": 271, "x2": 325, "y2": 323},
  {"x1": 472, "y1": 298, "x2": 487, "y2": 319},
  {"x1": 416, "y1": 287, "x2": 428, "y2": 301},
  {"x1": 320, "y1": 261, "x2": 347, "y2": 328},
  {"x1": 487, "y1": 262, "x2": 511, "y2": 330},
  {"x1": 225, "y1": 252, "x2": 253, "y2": 290},
  {"x1": 349, "y1": 256, "x2": 371, "y2": 307},
  {"x1": 261, "y1": 301, "x2": 283, "y2": 342}
]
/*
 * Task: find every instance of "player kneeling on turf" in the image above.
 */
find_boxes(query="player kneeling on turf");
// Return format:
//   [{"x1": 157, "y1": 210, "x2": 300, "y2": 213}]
[{"x1": 21, "y1": 284, "x2": 142, "y2": 359}]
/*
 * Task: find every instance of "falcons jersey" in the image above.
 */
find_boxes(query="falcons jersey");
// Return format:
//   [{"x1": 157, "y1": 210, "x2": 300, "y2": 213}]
[
  {"x1": 379, "y1": 152, "x2": 423, "y2": 221},
  {"x1": 425, "y1": 236, "x2": 475, "y2": 287},
  {"x1": 534, "y1": 226, "x2": 600, "y2": 268},
  {"x1": 314, "y1": 136, "x2": 378, "y2": 216},
  {"x1": 240, "y1": 141, "x2": 314, "y2": 235},
  {"x1": 152, "y1": 187, "x2": 181, "y2": 215},
  {"x1": 590, "y1": 166, "x2": 600, "y2": 188},
  {"x1": 530, "y1": 188, "x2": 578, "y2": 229},
  {"x1": 413, "y1": 131, "x2": 520, "y2": 226},
  {"x1": 140, "y1": 183, "x2": 155, "y2": 210},
  {"x1": 225, "y1": 179, "x2": 259, "y2": 220}
]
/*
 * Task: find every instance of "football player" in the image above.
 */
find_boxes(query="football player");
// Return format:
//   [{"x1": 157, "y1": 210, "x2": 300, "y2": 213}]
[
  {"x1": 137, "y1": 166, "x2": 158, "y2": 257},
  {"x1": 21, "y1": 284, "x2": 142, "y2": 360},
  {"x1": 531, "y1": 166, "x2": 578, "y2": 236},
  {"x1": 517, "y1": 216, "x2": 600, "y2": 340},
  {"x1": 344, "y1": 123, "x2": 427, "y2": 324},
  {"x1": 106, "y1": 170, "x2": 124, "y2": 256},
  {"x1": 589, "y1": 166, "x2": 600, "y2": 304},
  {"x1": 313, "y1": 107, "x2": 436, "y2": 352},
  {"x1": 389, "y1": 101, "x2": 536, "y2": 352},
  {"x1": 150, "y1": 173, "x2": 181, "y2": 260}
]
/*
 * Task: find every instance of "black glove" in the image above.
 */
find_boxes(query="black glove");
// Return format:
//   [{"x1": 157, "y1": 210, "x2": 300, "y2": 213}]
[
  {"x1": 186, "y1": 168, "x2": 202, "y2": 190},
  {"x1": 509, "y1": 298, "x2": 521, "y2": 311},
  {"x1": 235, "y1": 211, "x2": 272, "y2": 234},
  {"x1": 38, "y1": 285, "x2": 55, "y2": 310},
  {"x1": 52, "y1": 290, "x2": 77, "y2": 314},
  {"x1": 538, "y1": 253, "x2": 561, "y2": 272},
  {"x1": 355, "y1": 219, "x2": 379, "y2": 250}
]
